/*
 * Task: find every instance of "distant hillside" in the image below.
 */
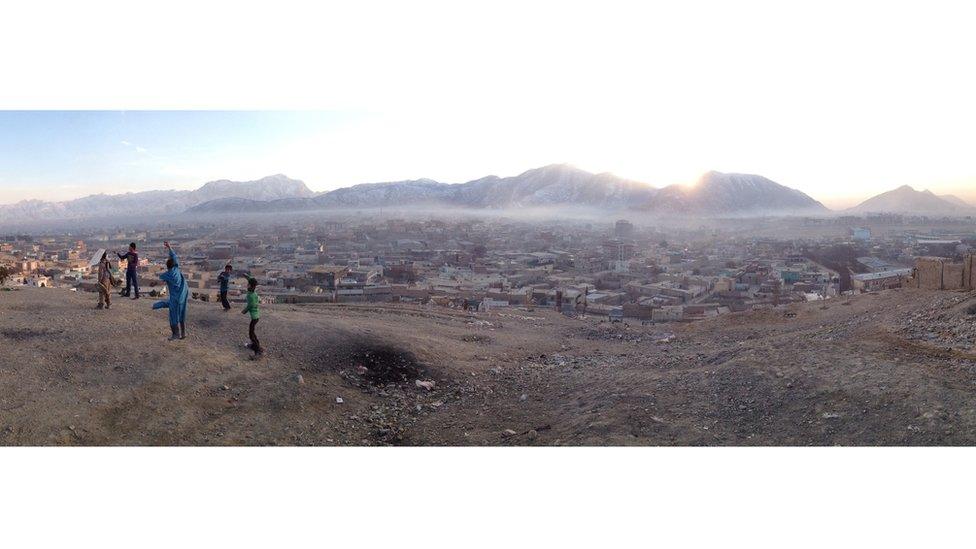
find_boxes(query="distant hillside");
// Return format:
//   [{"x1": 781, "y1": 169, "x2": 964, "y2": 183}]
[
  {"x1": 644, "y1": 171, "x2": 827, "y2": 215},
  {"x1": 850, "y1": 185, "x2": 973, "y2": 215},
  {"x1": 1, "y1": 166, "x2": 836, "y2": 220},
  {"x1": 0, "y1": 174, "x2": 313, "y2": 222},
  {"x1": 189, "y1": 165, "x2": 657, "y2": 213},
  {"x1": 188, "y1": 165, "x2": 822, "y2": 216},
  {"x1": 939, "y1": 194, "x2": 972, "y2": 208}
]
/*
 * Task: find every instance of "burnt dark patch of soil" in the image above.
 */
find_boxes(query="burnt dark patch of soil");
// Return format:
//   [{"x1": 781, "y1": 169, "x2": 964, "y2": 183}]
[
  {"x1": 192, "y1": 317, "x2": 221, "y2": 329},
  {"x1": 315, "y1": 338, "x2": 429, "y2": 385},
  {"x1": 350, "y1": 345, "x2": 425, "y2": 384}
]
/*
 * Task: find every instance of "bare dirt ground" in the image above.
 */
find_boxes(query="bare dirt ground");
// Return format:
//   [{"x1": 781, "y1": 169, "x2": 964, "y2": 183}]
[{"x1": 2, "y1": 286, "x2": 976, "y2": 445}]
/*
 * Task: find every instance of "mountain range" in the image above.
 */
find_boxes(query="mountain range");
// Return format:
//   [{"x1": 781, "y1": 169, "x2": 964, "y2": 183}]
[
  {"x1": 848, "y1": 185, "x2": 975, "y2": 215},
  {"x1": 0, "y1": 174, "x2": 314, "y2": 222},
  {"x1": 1, "y1": 166, "x2": 972, "y2": 223},
  {"x1": 186, "y1": 164, "x2": 826, "y2": 216}
]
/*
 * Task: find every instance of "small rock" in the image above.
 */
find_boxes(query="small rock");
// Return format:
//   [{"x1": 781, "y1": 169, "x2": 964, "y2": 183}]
[
  {"x1": 220, "y1": 385, "x2": 229, "y2": 391},
  {"x1": 415, "y1": 379, "x2": 436, "y2": 390},
  {"x1": 519, "y1": 393, "x2": 528, "y2": 402},
  {"x1": 294, "y1": 374, "x2": 305, "y2": 385},
  {"x1": 526, "y1": 429, "x2": 538, "y2": 441},
  {"x1": 503, "y1": 429, "x2": 517, "y2": 436}
]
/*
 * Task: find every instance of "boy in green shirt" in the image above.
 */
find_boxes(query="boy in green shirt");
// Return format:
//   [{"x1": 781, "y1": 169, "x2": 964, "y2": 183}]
[{"x1": 242, "y1": 276, "x2": 263, "y2": 357}]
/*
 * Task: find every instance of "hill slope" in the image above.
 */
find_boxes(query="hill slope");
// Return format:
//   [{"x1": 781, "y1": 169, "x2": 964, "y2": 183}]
[
  {"x1": 647, "y1": 172, "x2": 827, "y2": 214},
  {"x1": 940, "y1": 194, "x2": 973, "y2": 208},
  {"x1": 2, "y1": 286, "x2": 975, "y2": 446},
  {"x1": 850, "y1": 185, "x2": 972, "y2": 215}
]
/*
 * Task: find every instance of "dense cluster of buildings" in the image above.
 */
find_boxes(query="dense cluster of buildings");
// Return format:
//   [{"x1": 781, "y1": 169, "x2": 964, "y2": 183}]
[{"x1": 2, "y1": 216, "x2": 973, "y2": 323}]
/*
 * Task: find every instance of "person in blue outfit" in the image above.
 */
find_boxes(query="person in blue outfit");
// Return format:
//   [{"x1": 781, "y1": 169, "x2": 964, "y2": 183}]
[{"x1": 155, "y1": 241, "x2": 189, "y2": 340}]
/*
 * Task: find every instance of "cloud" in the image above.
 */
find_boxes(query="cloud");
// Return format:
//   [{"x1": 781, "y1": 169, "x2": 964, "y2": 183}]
[{"x1": 121, "y1": 140, "x2": 149, "y2": 154}]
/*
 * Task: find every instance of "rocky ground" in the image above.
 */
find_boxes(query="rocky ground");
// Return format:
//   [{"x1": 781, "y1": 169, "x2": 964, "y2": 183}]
[{"x1": 1, "y1": 286, "x2": 976, "y2": 445}]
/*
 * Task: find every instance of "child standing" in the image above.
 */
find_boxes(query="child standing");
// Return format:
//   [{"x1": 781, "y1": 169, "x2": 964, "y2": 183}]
[
  {"x1": 217, "y1": 264, "x2": 233, "y2": 311},
  {"x1": 96, "y1": 251, "x2": 116, "y2": 309},
  {"x1": 242, "y1": 276, "x2": 263, "y2": 357}
]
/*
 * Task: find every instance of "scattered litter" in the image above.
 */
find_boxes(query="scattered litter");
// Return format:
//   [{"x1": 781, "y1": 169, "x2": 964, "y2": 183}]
[
  {"x1": 335, "y1": 397, "x2": 344, "y2": 404},
  {"x1": 415, "y1": 379, "x2": 436, "y2": 390}
]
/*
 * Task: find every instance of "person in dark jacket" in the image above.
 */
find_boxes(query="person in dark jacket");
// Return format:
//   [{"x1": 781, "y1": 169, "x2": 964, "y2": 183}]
[
  {"x1": 116, "y1": 242, "x2": 140, "y2": 299},
  {"x1": 217, "y1": 264, "x2": 233, "y2": 310}
]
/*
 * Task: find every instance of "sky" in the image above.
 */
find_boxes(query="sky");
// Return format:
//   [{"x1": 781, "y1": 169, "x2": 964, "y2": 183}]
[{"x1": 1, "y1": 1, "x2": 975, "y2": 209}]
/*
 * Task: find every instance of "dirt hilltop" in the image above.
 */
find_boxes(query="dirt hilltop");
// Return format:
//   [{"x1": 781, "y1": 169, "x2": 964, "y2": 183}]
[{"x1": 1, "y1": 286, "x2": 975, "y2": 446}]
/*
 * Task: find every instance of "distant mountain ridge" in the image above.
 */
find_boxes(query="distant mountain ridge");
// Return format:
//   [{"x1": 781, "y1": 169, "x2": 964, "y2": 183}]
[
  {"x1": 647, "y1": 171, "x2": 826, "y2": 214},
  {"x1": 849, "y1": 185, "x2": 974, "y2": 215},
  {"x1": 0, "y1": 175, "x2": 313, "y2": 222},
  {"x1": 188, "y1": 165, "x2": 825, "y2": 216},
  {"x1": 189, "y1": 165, "x2": 657, "y2": 213}
]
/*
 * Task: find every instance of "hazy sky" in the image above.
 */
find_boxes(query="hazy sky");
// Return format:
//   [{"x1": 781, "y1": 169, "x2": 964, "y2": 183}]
[{"x1": 1, "y1": 2, "x2": 974, "y2": 209}]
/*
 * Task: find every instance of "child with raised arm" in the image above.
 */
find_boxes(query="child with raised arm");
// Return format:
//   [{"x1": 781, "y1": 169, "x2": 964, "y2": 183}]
[
  {"x1": 155, "y1": 241, "x2": 189, "y2": 340},
  {"x1": 116, "y1": 242, "x2": 140, "y2": 299}
]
